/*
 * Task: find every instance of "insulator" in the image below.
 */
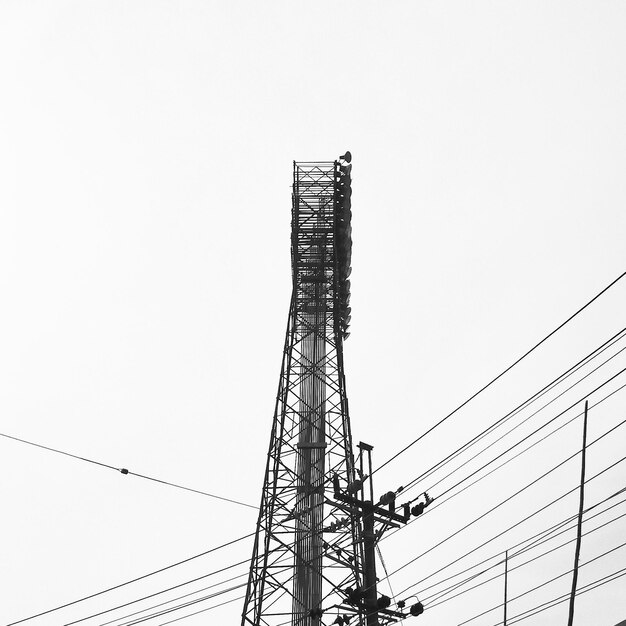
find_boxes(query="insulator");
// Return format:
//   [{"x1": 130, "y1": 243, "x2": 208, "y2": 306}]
[
  {"x1": 377, "y1": 595, "x2": 392, "y2": 609},
  {"x1": 339, "y1": 151, "x2": 352, "y2": 163},
  {"x1": 379, "y1": 491, "x2": 396, "y2": 506},
  {"x1": 346, "y1": 478, "x2": 363, "y2": 494},
  {"x1": 397, "y1": 600, "x2": 406, "y2": 609},
  {"x1": 411, "y1": 503, "x2": 425, "y2": 517},
  {"x1": 410, "y1": 602, "x2": 424, "y2": 616}
]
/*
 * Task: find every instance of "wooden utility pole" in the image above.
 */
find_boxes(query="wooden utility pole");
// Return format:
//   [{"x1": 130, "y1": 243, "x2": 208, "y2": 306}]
[
  {"x1": 567, "y1": 400, "x2": 588, "y2": 626},
  {"x1": 503, "y1": 550, "x2": 508, "y2": 626}
]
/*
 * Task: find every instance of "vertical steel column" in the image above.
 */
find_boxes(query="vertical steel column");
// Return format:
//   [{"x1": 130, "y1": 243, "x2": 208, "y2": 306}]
[{"x1": 362, "y1": 502, "x2": 379, "y2": 626}]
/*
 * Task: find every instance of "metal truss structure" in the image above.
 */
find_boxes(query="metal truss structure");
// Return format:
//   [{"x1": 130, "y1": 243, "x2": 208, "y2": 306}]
[{"x1": 241, "y1": 154, "x2": 364, "y2": 626}]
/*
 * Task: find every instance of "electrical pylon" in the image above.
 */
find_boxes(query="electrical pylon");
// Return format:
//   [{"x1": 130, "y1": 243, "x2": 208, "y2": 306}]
[{"x1": 241, "y1": 153, "x2": 411, "y2": 626}]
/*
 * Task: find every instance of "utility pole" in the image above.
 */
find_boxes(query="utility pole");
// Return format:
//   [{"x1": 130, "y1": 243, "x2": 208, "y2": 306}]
[
  {"x1": 333, "y1": 442, "x2": 416, "y2": 625},
  {"x1": 567, "y1": 400, "x2": 589, "y2": 626}
]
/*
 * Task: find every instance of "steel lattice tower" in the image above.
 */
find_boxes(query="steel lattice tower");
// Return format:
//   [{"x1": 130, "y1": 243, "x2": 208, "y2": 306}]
[{"x1": 241, "y1": 154, "x2": 361, "y2": 626}]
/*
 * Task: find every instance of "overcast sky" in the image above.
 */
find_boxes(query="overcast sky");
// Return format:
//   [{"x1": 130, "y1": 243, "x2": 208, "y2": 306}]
[{"x1": 1, "y1": 2, "x2": 626, "y2": 625}]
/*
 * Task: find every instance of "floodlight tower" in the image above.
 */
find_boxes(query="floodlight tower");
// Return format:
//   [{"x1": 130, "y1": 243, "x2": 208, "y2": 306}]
[
  {"x1": 241, "y1": 154, "x2": 410, "y2": 626},
  {"x1": 241, "y1": 153, "x2": 359, "y2": 626}
]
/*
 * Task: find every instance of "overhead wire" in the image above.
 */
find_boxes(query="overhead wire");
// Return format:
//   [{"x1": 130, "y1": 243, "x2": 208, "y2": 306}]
[
  {"x1": 456, "y1": 540, "x2": 626, "y2": 626},
  {"x1": 413, "y1": 487, "x2": 626, "y2": 604},
  {"x1": 132, "y1": 593, "x2": 245, "y2": 626},
  {"x1": 424, "y1": 503, "x2": 626, "y2": 608},
  {"x1": 374, "y1": 270, "x2": 626, "y2": 476},
  {"x1": 63, "y1": 558, "x2": 250, "y2": 626},
  {"x1": 379, "y1": 373, "x2": 626, "y2": 547},
  {"x1": 101, "y1": 583, "x2": 246, "y2": 626},
  {"x1": 7, "y1": 532, "x2": 254, "y2": 625},
  {"x1": 493, "y1": 567, "x2": 626, "y2": 625},
  {"x1": 392, "y1": 450, "x2": 626, "y2": 597},
  {"x1": 400, "y1": 326, "x2": 626, "y2": 496},
  {"x1": 395, "y1": 485, "x2": 626, "y2": 603},
  {"x1": 425, "y1": 377, "x2": 626, "y2": 503},
  {"x1": 98, "y1": 571, "x2": 249, "y2": 626},
  {"x1": 0, "y1": 431, "x2": 256, "y2": 509},
  {"x1": 403, "y1": 338, "x2": 626, "y2": 499}
]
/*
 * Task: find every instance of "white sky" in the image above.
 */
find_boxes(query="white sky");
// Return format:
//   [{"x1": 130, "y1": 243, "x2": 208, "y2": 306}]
[{"x1": 1, "y1": 1, "x2": 626, "y2": 625}]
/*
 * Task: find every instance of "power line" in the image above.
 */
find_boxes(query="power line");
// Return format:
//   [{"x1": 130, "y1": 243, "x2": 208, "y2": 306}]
[
  {"x1": 425, "y1": 504, "x2": 626, "y2": 608},
  {"x1": 424, "y1": 380, "x2": 626, "y2": 511},
  {"x1": 109, "y1": 593, "x2": 247, "y2": 626},
  {"x1": 371, "y1": 380, "x2": 626, "y2": 573},
  {"x1": 155, "y1": 593, "x2": 246, "y2": 626},
  {"x1": 430, "y1": 378, "x2": 626, "y2": 503},
  {"x1": 396, "y1": 388, "x2": 626, "y2": 554},
  {"x1": 104, "y1": 583, "x2": 246, "y2": 626},
  {"x1": 401, "y1": 326, "x2": 626, "y2": 496},
  {"x1": 404, "y1": 337, "x2": 626, "y2": 498},
  {"x1": 97, "y1": 571, "x2": 248, "y2": 626},
  {"x1": 0, "y1": 431, "x2": 256, "y2": 509},
  {"x1": 374, "y1": 270, "x2": 626, "y2": 476},
  {"x1": 392, "y1": 451, "x2": 626, "y2": 596},
  {"x1": 497, "y1": 567, "x2": 626, "y2": 625},
  {"x1": 396, "y1": 485, "x2": 626, "y2": 602},
  {"x1": 63, "y1": 559, "x2": 250, "y2": 626},
  {"x1": 416, "y1": 488, "x2": 626, "y2": 604},
  {"x1": 457, "y1": 540, "x2": 626, "y2": 625},
  {"x1": 381, "y1": 373, "x2": 626, "y2": 546},
  {"x1": 7, "y1": 532, "x2": 254, "y2": 625}
]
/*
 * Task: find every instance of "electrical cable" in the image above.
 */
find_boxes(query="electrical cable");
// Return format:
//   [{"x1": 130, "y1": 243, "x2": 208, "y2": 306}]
[
  {"x1": 393, "y1": 413, "x2": 626, "y2": 580},
  {"x1": 136, "y1": 593, "x2": 245, "y2": 626},
  {"x1": 395, "y1": 485, "x2": 626, "y2": 602},
  {"x1": 63, "y1": 558, "x2": 250, "y2": 626},
  {"x1": 392, "y1": 451, "x2": 626, "y2": 596},
  {"x1": 98, "y1": 571, "x2": 249, "y2": 626},
  {"x1": 497, "y1": 567, "x2": 626, "y2": 625},
  {"x1": 456, "y1": 540, "x2": 626, "y2": 625},
  {"x1": 424, "y1": 505, "x2": 626, "y2": 608},
  {"x1": 379, "y1": 375, "x2": 626, "y2": 548},
  {"x1": 426, "y1": 379, "x2": 626, "y2": 504},
  {"x1": 7, "y1": 532, "x2": 254, "y2": 625},
  {"x1": 375, "y1": 383, "x2": 626, "y2": 576},
  {"x1": 374, "y1": 270, "x2": 626, "y2": 476},
  {"x1": 103, "y1": 583, "x2": 246, "y2": 626},
  {"x1": 419, "y1": 368, "x2": 626, "y2": 503},
  {"x1": 401, "y1": 326, "x2": 626, "y2": 495},
  {"x1": 405, "y1": 341, "x2": 626, "y2": 499},
  {"x1": 0, "y1": 432, "x2": 257, "y2": 509}
]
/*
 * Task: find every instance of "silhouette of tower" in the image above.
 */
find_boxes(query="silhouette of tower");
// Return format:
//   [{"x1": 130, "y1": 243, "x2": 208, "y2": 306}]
[{"x1": 241, "y1": 153, "x2": 360, "y2": 626}]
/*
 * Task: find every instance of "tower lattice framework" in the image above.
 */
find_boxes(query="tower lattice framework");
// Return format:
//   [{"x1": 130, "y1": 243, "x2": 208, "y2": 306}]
[{"x1": 241, "y1": 155, "x2": 362, "y2": 626}]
